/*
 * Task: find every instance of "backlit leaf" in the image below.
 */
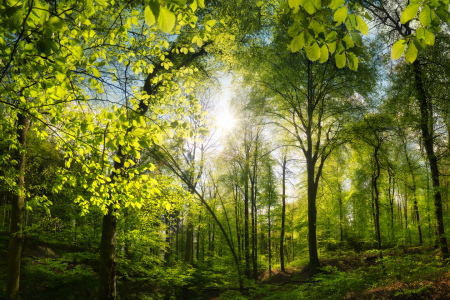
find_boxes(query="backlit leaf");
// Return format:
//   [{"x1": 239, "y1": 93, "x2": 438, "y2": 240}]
[
  {"x1": 335, "y1": 52, "x2": 346, "y2": 68},
  {"x1": 303, "y1": 0, "x2": 317, "y2": 14},
  {"x1": 356, "y1": 15, "x2": 369, "y2": 35},
  {"x1": 305, "y1": 42, "x2": 320, "y2": 61},
  {"x1": 404, "y1": 41, "x2": 418, "y2": 63},
  {"x1": 158, "y1": 6, "x2": 176, "y2": 33},
  {"x1": 288, "y1": 21, "x2": 302, "y2": 37},
  {"x1": 290, "y1": 31, "x2": 305, "y2": 52},
  {"x1": 348, "y1": 52, "x2": 358, "y2": 71},
  {"x1": 391, "y1": 39, "x2": 407, "y2": 59},
  {"x1": 329, "y1": 0, "x2": 344, "y2": 10},
  {"x1": 334, "y1": 6, "x2": 348, "y2": 24},
  {"x1": 319, "y1": 44, "x2": 329, "y2": 63},
  {"x1": 144, "y1": 5, "x2": 156, "y2": 26},
  {"x1": 400, "y1": 3, "x2": 420, "y2": 24},
  {"x1": 419, "y1": 5, "x2": 432, "y2": 26}
]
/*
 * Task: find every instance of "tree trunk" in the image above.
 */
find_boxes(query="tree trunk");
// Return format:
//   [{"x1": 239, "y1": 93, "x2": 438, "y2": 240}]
[
  {"x1": 98, "y1": 206, "x2": 117, "y2": 300},
  {"x1": 307, "y1": 160, "x2": 320, "y2": 275},
  {"x1": 268, "y1": 203, "x2": 272, "y2": 276},
  {"x1": 373, "y1": 146, "x2": 382, "y2": 252},
  {"x1": 185, "y1": 221, "x2": 194, "y2": 263},
  {"x1": 413, "y1": 60, "x2": 449, "y2": 260},
  {"x1": 280, "y1": 154, "x2": 287, "y2": 272},
  {"x1": 234, "y1": 185, "x2": 241, "y2": 261},
  {"x1": 6, "y1": 113, "x2": 30, "y2": 300},
  {"x1": 244, "y1": 146, "x2": 250, "y2": 278}
]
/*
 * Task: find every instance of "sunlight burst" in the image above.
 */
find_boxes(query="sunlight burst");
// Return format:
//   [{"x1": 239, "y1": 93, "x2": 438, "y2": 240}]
[{"x1": 216, "y1": 109, "x2": 236, "y2": 132}]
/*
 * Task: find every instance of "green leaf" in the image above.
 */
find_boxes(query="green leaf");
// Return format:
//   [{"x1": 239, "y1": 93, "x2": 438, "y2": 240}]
[
  {"x1": 335, "y1": 52, "x2": 346, "y2": 68},
  {"x1": 336, "y1": 40, "x2": 345, "y2": 54},
  {"x1": 363, "y1": 12, "x2": 372, "y2": 21},
  {"x1": 144, "y1": 5, "x2": 156, "y2": 26},
  {"x1": 158, "y1": 6, "x2": 176, "y2": 33},
  {"x1": 345, "y1": 14, "x2": 357, "y2": 30},
  {"x1": 191, "y1": 0, "x2": 198, "y2": 11},
  {"x1": 391, "y1": 39, "x2": 407, "y2": 59},
  {"x1": 347, "y1": 52, "x2": 358, "y2": 71},
  {"x1": 435, "y1": 8, "x2": 450, "y2": 22},
  {"x1": 147, "y1": 1, "x2": 160, "y2": 26},
  {"x1": 294, "y1": 11, "x2": 307, "y2": 22},
  {"x1": 350, "y1": 31, "x2": 363, "y2": 47},
  {"x1": 303, "y1": 0, "x2": 317, "y2": 14},
  {"x1": 198, "y1": 0, "x2": 205, "y2": 8},
  {"x1": 404, "y1": 41, "x2": 418, "y2": 63},
  {"x1": 313, "y1": 0, "x2": 321, "y2": 10},
  {"x1": 416, "y1": 27, "x2": 425, "y2": 40},
  {"x1": 413, "y1": 36, "x2": 427, "y2": 51},
  {"x1": 288, "y1": 21, "x2": 302, "y2": 37},
  {"x1": 325, "y1": 31, "x2": 337, "y2": 43},
  {"x1": 36, "y1": 38, "x2": 51, "y2": 56},
  {"x1": 114, "y1": 155, "x2": 121, "y2": 163},
  {"x1": 424, "y1": 29, "x2": 435, "y2": 45},
  {"x1": 304, "y1": 29, "x2": 315, "y2": 45},
  {"x1": 92, "y1": 68, "x2": 101, "y2": 77},
  {"x1": 288, "y1": 0, "x2": 303, "y2": 8},
  {"x1": 206, "y1": 19, "x2": 217, "y2": 27},
  {"x1": 419, "y1": 5, "x2": 432, "y2": 26},
  {"x1": 328, "y1": 41, "x2": 336, "y2": 54},
  {"x1": 309, "y1": 19, "x2": 323, "y2": 34},
  {"x1": 342, "y1": 34, "x2": 354, "y2": 49},
  {"x1": 290, "y1": 32, "x2": 305, "y2": 52},
  {"x1": 319, "y1": 44, "x2": 329, "y2": 63},
  {"x1": 305, "y1": 42, "x2": 320, "y2": 61},
  {"x1": 400, "y1": 3, "x2": 420, "y2": 24},
  {"x1": 334, "y1": 6, "x2": 348, "y2": 24},
  {"x1": 329, "y1": 0, "x2": 344, "y2": 10},
  {"x1": 47, "y1": 16, "x2": 65, "y2": 31},
  {"x1": 356, "y1": 15, "x2": 369, "y2": 35}
]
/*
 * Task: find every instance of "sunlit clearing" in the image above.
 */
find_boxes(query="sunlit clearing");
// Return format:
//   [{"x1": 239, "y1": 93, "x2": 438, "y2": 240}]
[{"x1": 216, "y1": 109, "x2": 236, "y2": 132}]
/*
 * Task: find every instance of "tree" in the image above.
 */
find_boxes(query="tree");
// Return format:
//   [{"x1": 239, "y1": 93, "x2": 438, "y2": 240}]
[
  {"x1": 364, "y1": 0, "x2": 450, "y2": 259},
  {"x1": 239, "y1": 33, "x2": 378, "y2": 274}
]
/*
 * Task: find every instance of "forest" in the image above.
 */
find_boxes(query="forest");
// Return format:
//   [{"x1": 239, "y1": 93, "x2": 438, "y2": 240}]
[{"x1": 0, "y1": 0, "x2": 449, "y2": 299}]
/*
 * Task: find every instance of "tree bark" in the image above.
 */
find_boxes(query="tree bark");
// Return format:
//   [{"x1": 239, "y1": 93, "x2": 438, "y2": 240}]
[
  {"x1": 373, "y1": 146, "x2": 382, "y2": 251},
  {"x1": 268, "y1": 203, "x2": 272, "y2": 276},
  {"x1": 6, "y1": 113, "x2": 30, "y2": 300},
  {"x1": 185, "y1": 221, "x2": 194, "y2": 263},
  {"x1": 307, "y1": 160, "x2": 320, "y2": 274},
  {"x1": 280, "y1": 154, "x2": 287, "y2": 272},
  {"x1": 98, "y1": 206, "x2": 117, "y2": 300},
  {"x1": 244, "y1": 141, "x2": 250, "y2": 278}
]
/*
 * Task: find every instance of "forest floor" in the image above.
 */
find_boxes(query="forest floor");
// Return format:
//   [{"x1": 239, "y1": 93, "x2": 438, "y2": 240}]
[
  {"x1": 1, "y1": 233, "x2": 450, "y2": 300},
  {"x1": 215, "y1": 247, "x2": 450, "y2": 300}
]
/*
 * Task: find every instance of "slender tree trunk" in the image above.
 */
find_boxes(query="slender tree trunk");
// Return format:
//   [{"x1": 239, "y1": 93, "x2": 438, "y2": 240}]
[
  {"x1": 244, "y1": 146, "x2": 250, "y2": 278},
  {"x1": 234, "y1": 185, "x2": 241, "y2": 262},
  {"x1": 388, "y1": 170, "x2": 395, "y2": 243},
  {"x1": 98, "y1": 206, "x2": 117, "y2": 300},
  {"x1": 6, "y1": 113, "x2": 30, "y2": 300},
  {"x1": 338, "y1": 193, "x2": 343, "y2": 244},
  {"x1": 268, "y1": 203, "x2": 272, "y2": 276},
  {"x1": 176, "y1": 217, "x2": 179, "y2": 258},
  {"x1": 373, "y1": 146, "x2": 382, "y2": 252},
  {"x1": 280, "y1": 154, "x2": 287, "y2": 272},
  {"x1": 413, "y1": 60, "x2": 449, "y2": 260},
  {"x1": 185, "y1": 221, "x2": 194, "y2": 263},
  {"x1": 250, "y1": 176, "x2": 256, "y2": 280},
  {"x1": 196, "y1": 214, "x2": 201, "y2": 262}
]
